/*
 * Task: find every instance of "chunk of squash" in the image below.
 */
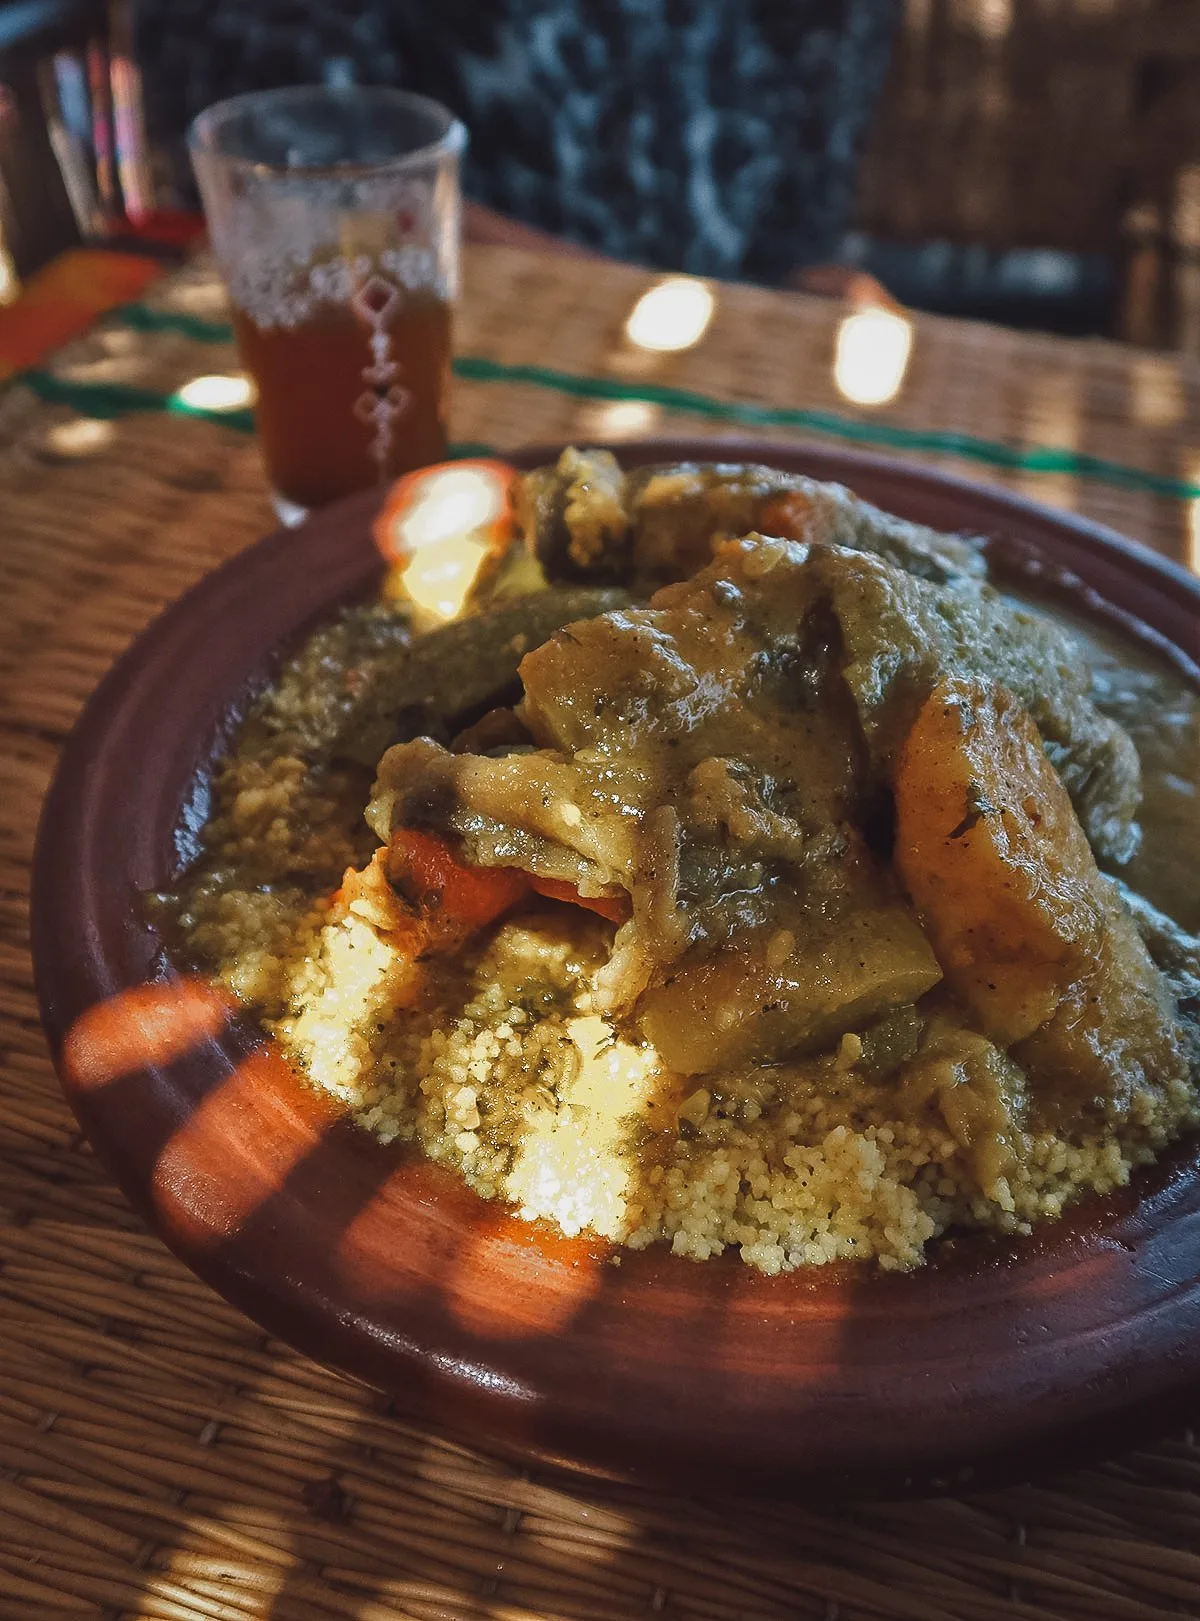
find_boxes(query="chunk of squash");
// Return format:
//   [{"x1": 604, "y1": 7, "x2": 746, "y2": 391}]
[
  {"x1": 637, "y1": 906, "x2": 942, "y2": 1074},
  {"x1": 893, "y1": 678, "x2": 1103, "y2": 1046}
]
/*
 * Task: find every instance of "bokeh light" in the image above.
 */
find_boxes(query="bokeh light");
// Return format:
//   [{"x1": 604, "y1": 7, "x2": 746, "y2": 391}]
[
  {"x1": 578, "y1": 399, "x2": 662, "y2": 437},
  {"x1": 0, "y1": 244, "x2": 18, "y2": 306},
  {"x1": 625, "y1": 277, "x2": 716, "y2": 352},
  {"x1": 1186, "y1": 455, "x2": 1200, "y2": 574},
  {"x1": 832, "y1": 307, "x2": 914, "y2": 407},
  {"x1": 401, "y1": 534, "x2": 491, "y2": 622},
  {"x1": 45, "y1": 418, "x2": 116, "y2": 457},
  {"x1": 395, "y1": 463, "x2": 504, "y2": 553},
  {"x1": 174, "y1": 373, "x2": 256, "y2": 411}
]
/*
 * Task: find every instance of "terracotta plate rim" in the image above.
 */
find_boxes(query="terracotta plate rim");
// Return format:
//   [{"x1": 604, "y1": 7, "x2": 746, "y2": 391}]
[{"x1": 31, "y1": 435, "x2": 1200, "y2": 1494}]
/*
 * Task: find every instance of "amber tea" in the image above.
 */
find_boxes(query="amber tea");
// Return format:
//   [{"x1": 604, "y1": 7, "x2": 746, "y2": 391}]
[
  {"x1": 233, "y1": 287, "x2": 452, "y2": 512},
  {"x1": 189, "y1": 86, "x2": 465, "y2": 521}
]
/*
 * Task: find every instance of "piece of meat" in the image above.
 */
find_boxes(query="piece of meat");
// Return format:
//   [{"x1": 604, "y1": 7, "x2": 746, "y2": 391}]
[
  {"x1": 517, "y1": 448, "x2": 986, "y2": 591},
  {"x1": 371, "y1": 534, "x2": 936, "y2": 1069},
  {"x1": 626, "y1": 463, "x2": 987, "y2": 591},
  {"x1": 894, "y1": 1017, "x2": 1028, "y2": 1196},
  {"x1": 450, "y1": 707, "x2": 532, "y2": 755},
  {"x1": 517, "y1": 455, "x2": 1138, "y2": 862},
  {"x1": 517, "y1": 446, "x2": 631, "y2": 580},
  {"x1": 1016, "y1": 913, "x2": 1192, "y2": 1122},
  {"x1": 367, "y1": 534, "x2": 1155, "y2": 1086},
  {"x1": 813, "y1": 545, "x2": 1143, "y2": 864},
  {"x1": 1108, "y1": 876, "x2": 1200, "y2": 1001}
]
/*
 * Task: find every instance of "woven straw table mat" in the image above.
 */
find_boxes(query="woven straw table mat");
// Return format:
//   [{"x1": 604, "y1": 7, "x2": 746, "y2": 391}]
[{"x1": 2, "y1": 244, "x2": 1199, "y2": 1621}]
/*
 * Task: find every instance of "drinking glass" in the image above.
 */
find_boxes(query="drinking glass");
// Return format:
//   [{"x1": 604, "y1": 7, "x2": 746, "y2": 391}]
[{"x1": 189, "y1": 86, "x2": 465, "y2": 523}]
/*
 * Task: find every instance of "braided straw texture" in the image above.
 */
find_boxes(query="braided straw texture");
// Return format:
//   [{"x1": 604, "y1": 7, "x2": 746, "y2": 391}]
[{"x1": 2, "y1": 246, "x2": 1199, "y2": 1621}]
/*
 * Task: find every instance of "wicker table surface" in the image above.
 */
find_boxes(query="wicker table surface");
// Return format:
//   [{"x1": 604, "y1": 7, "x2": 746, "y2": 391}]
[{"x1": 2, "y1": 245, "x2": 1199, "y2": 1621}]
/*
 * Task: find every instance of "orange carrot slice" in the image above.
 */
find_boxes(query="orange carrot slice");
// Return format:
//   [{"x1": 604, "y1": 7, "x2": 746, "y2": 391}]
[
  {"x1": 759, "y1": 490, "x2": 814, "y2": 542},
  {"x1": 361, "y1": 826, "x2": 630, "y2": 960},
  {"x1": 529, "y1": 875, "x2": 631, "y2": 924},
  {"x1": 388, "y1": 827, "x2": 529, "y2": 946}
]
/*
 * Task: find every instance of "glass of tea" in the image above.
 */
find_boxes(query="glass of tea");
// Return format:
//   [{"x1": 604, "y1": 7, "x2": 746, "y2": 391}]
[{"x1": 189, "y1": 86, "x2": 465, "y2": 523}]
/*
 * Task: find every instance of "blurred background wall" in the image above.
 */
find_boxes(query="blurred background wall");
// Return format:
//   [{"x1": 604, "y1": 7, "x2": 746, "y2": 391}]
[
  {"x1": 0, "y1": 0, "x2": 1198, "y2": 350},
  {"x1": 848, "y1": 0, "x2": 1200, "y2": 345},
  {"x1": 132, "y1": 0, "x2": 904, "y2": 285}
]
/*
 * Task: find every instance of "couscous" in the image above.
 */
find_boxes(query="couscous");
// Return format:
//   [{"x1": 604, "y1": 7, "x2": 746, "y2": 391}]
[{"x1": 162, "y1": 452, "x2": 1200, "y2": 1272}]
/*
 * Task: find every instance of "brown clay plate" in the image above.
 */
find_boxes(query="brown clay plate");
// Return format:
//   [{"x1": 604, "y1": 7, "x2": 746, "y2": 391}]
[{"x1": 32, "y1": 437, "x2": 1200, "y2": 1495}]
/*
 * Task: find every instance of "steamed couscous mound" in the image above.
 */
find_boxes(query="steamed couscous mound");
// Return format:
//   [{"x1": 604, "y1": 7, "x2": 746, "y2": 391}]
[{"x1": 165, "y1": 455, "x2": 1200, "y2": 1273}]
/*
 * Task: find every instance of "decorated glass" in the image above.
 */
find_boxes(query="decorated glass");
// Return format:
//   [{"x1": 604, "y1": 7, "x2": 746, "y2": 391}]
[{"x1": 189, "y1": 86, "x2": 465, "y2": 522}]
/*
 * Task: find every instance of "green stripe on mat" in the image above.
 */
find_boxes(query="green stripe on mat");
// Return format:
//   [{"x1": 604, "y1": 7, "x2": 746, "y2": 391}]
[
  {"x1": 454, "y1": 356, "x2": 1200, "y2": 503},
  {"x1": 21, "y1": 367, "x2": 257, "y2": 432},
  {"x1": 18, "y1": 332, "x2": 1200, "y2": 503},
  {"x1": 20, "y1": 368, "x2": 494, "y2": 459},
  {"x1": 111, "y1": 302, "x2": 238, "y2": 344}
]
